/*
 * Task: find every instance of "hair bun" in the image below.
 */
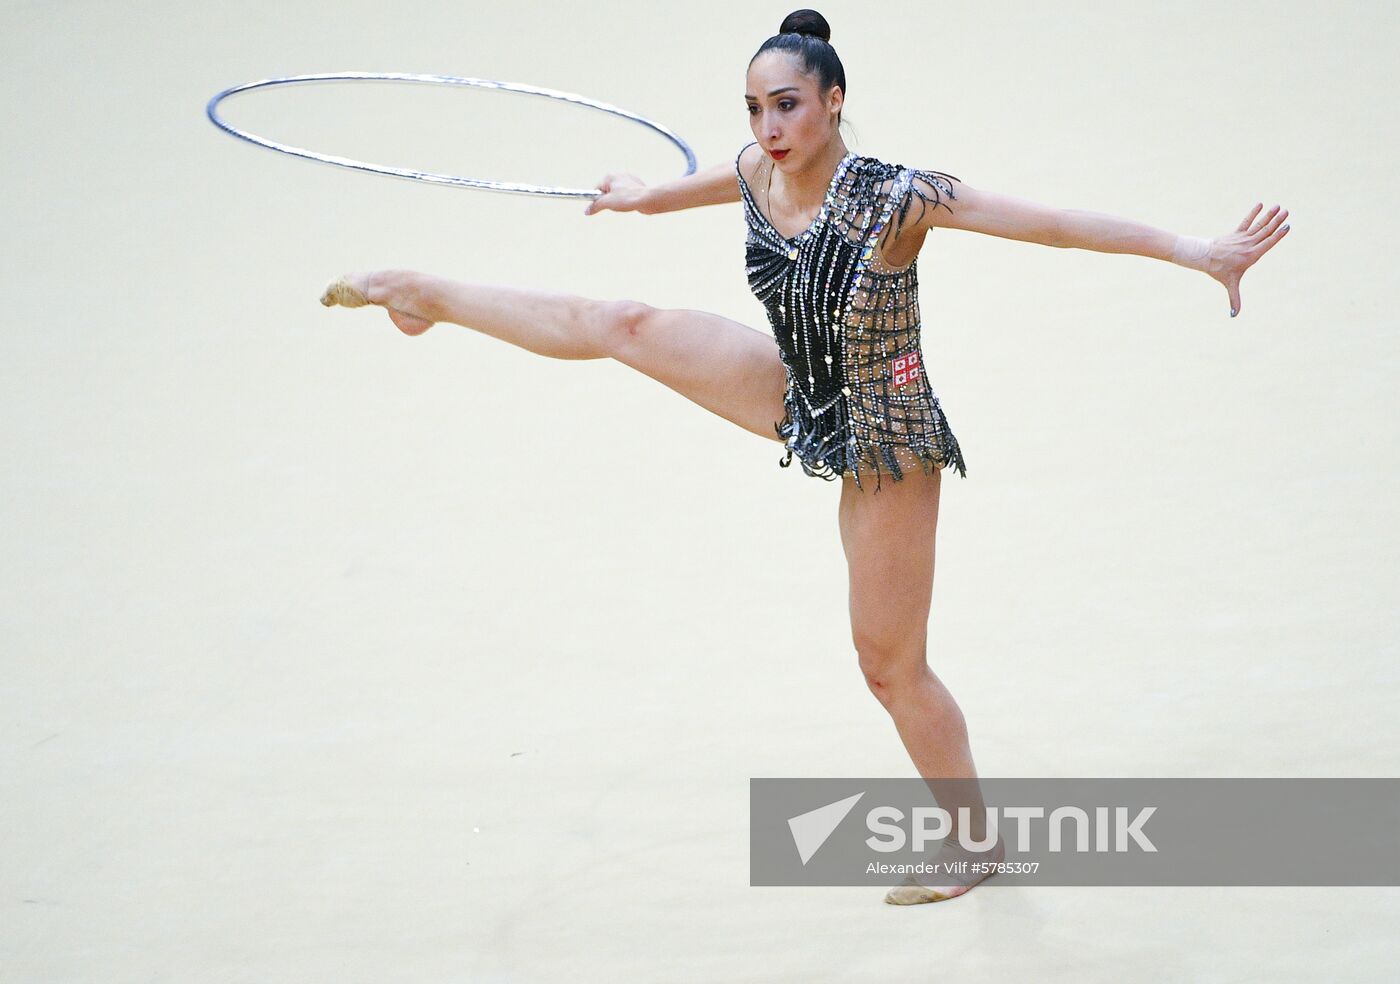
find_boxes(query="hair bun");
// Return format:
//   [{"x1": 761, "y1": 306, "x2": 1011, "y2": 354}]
[{"x1": 778, "y1": 8, "x2": 832, "y2": 43}]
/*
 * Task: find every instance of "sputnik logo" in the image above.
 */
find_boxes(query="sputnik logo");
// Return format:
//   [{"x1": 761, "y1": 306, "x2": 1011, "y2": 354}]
[{"x1": 787, "y1": 792, "x2": 866, "y2": 864}]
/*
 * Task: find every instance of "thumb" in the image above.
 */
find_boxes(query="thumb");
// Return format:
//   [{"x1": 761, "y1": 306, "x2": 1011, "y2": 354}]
[
  {"x1": 584, "y1": 179, "x2": 610, "y2": 216},
  {"x1": 1227, "y1": 276, "x2": 1241, "y2": 319}
]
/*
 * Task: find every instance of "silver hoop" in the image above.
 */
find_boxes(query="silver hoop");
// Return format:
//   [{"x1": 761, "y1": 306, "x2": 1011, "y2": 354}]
[{"x1": 205, "y1": 72, "x2": 698, "y2": 198}]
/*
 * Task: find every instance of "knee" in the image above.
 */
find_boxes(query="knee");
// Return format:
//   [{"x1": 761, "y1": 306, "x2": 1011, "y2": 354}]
[
  {"x1": 590, "y1": 299, "x2": 656, "y2": 358},
  {"x1": 855, "y1": 641, "x2": 963, "y2": 728},
  {"x1": 856, "y1": 643, "x2": 922, "y2": 708}
]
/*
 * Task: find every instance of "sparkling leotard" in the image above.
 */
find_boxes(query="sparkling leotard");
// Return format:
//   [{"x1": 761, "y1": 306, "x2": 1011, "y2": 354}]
[{"x1": 736, "y1": 140, "x2": 967, "y2": 492}]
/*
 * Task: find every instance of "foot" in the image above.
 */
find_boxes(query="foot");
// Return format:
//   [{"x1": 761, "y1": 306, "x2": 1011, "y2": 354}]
[
  {"x1": 319, "y1": 272, "x2": 436, "y2": 336},
  {"x1": 319, "y1": 274, "x2": 372, "y2": 308},
  {"x1": 882, "y1": 835, "x2": 1006, "y2": 905},
  {"x1": 386, "y1": 307, "x2": 434, "y2": 336}
]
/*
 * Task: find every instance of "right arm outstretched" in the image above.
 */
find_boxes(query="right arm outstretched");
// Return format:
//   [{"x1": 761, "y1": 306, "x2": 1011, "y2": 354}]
[{"x1": 584, "y1": 157, "x2": 743, "y2": 216}]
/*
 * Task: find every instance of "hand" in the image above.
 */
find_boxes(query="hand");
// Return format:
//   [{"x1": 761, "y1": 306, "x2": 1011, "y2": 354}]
[
  {"x1": 1208, "y1": 203, "x2": 1291, "y2": 317},
  {"x1": 583, "y1": 172, "x2": 648, "y2": 216}
]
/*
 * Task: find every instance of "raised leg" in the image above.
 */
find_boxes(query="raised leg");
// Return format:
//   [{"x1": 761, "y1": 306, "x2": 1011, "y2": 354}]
[
  {"x1": 837, "y1": 467, "x2": 1005, "y2": 904},
  {"x1": 321, "y1": 269, "x2": 789, "y2": 441}
]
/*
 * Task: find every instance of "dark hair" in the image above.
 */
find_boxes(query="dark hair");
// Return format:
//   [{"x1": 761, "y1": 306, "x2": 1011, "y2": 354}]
[{"x1": 751, "y1": 9, "x2": 850, "y2": 128}]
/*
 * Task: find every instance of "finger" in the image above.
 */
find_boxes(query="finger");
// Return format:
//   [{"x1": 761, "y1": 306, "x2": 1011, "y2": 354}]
[
  {"x1": 1251, "y1": 206, "x2": 1288, "y2": 242},
  {"x1": 1249, "y1": 204, "x2": 1284, "y2": 238},
  {"x1": 1257, "y1": 220, "x2": 1291, "y2": 253},
  {"x1": 1228, "y1": 278, "x2": 1241, "y2": 318},
  {"x1": 1237, "y1": 203, "x2": 1263, "y2": 232},
  {"x1": 585, "y1": 176, "x2": 612, "y2": 214}
]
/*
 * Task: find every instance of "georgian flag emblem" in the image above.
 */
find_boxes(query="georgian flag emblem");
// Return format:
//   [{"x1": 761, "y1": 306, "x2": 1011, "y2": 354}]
[{"x1": 890, "y1": 351, "x2": 922, "y2": 388}]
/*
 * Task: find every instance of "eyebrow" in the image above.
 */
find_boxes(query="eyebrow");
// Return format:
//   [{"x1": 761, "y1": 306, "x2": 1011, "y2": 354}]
[{"x1": 744, "y1": 86, "x2": 799, "y2": 101}]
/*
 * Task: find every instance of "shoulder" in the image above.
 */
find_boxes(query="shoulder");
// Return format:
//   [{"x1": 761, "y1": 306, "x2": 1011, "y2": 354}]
[
  {"x1": 859, "y1": 157, "x2": 959, "y2": 200},
  {"x1": 735, "y1": 140, "x2": 763, "y2": 184},
  {"x1": 850, "y1": 151, "x2": 897, "y2": 177},
  {"x1": 848, "y1": 154, "x2": 905, "y2": 201},
  {"x1": 882, "y1": 164, "x2": 965, "y2": 235},
  {"x1": 844, "y1": 154, "x2": 968, "y2": 247}
]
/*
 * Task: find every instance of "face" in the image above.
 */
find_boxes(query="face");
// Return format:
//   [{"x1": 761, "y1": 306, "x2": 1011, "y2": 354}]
[{"x1": 744, "y1": 51, "x2": 842, "y2": 170}]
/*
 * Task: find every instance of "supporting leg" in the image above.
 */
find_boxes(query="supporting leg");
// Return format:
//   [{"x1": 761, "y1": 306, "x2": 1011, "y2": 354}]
[{"x1": 838, "y1": 468, "x2": 1005, "y2": 904}]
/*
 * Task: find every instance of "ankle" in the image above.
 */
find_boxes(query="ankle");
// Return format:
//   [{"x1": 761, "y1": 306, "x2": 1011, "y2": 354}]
[
  {"x1": 361, "y1": 270, "x2": 395, "y2": 306},
  {"x1": 942, "y1": 832, "x2": 1003, "y2": 854},
  {"x1": 378, "y1": 270, "x2": 435, "y2": 320}
]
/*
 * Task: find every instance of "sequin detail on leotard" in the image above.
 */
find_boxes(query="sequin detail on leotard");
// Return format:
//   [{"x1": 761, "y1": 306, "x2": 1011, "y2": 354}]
[{"x1": 736, "y1": 141, "x2": 967, "y2": 492}]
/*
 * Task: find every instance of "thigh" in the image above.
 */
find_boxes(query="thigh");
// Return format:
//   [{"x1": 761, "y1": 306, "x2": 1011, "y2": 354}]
[
  {"x1": 838, "y1": 468, "x2": 943, "y2": 652},
  {"x1": 607, "y1": 304, "x2": 788, "y2": 443}
]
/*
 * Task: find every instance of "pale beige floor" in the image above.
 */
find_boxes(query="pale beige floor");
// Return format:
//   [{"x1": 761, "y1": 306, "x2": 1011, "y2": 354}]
[{"x1": 3, "y1": 0, "x2": 1397, "y2": 981}]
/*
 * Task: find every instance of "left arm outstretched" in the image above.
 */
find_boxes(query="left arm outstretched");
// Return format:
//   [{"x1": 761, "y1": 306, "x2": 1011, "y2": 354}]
[{"x1": 907, "y1": 174, "x2": 1291, "y2": 318}]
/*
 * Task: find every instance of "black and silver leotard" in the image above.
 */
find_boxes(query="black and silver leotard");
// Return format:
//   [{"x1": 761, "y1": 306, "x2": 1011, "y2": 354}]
[{"x1": 736, "y1": 140, "x2": 968, "y2": 492}]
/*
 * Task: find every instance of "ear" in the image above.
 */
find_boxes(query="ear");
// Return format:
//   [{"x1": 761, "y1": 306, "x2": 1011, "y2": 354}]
[{"x1": 828, "y1": 86, "x2": 844, "y2": 118}]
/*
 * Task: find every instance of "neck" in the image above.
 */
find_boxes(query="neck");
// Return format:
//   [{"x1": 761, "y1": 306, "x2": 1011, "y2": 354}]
[{"x1": 779, "y1": 141, "x2": 850, "y2": 203}]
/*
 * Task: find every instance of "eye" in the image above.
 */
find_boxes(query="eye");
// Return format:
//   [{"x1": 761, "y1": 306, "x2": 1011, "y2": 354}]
[
  {"x1": 779, "y1": 100, "x2": 796, "y2": 111},
  {"x1": 747, "y1": 105, "x2": 758, "y2": 115}
]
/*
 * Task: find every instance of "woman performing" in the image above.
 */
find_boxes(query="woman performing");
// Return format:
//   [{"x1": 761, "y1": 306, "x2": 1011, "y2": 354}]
[{"x1": 319, "y1": 9, "x2": 1288, "y2": 904}]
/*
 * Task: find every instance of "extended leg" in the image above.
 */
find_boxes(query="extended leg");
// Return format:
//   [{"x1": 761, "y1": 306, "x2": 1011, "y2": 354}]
[
  {"x1": 321, "y1": 269, "x2": 788, "y2": 440},
  {"x1": 324, "y1": 269, "x2": 614, "y2": 357}
]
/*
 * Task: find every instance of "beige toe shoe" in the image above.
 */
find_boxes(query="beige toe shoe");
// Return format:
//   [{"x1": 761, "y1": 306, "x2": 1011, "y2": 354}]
[
  {"x1": 883, "y1": 881, "x2": 955, "y2": 905},
  {"x1": 320, "y1": 276, "x2": 371, "y2": 308}
]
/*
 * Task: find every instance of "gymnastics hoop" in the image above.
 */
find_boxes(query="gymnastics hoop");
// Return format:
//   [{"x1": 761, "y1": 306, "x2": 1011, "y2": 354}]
[{"x1": 205, "y1": 72, "x2": 698, "y2": 198}]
